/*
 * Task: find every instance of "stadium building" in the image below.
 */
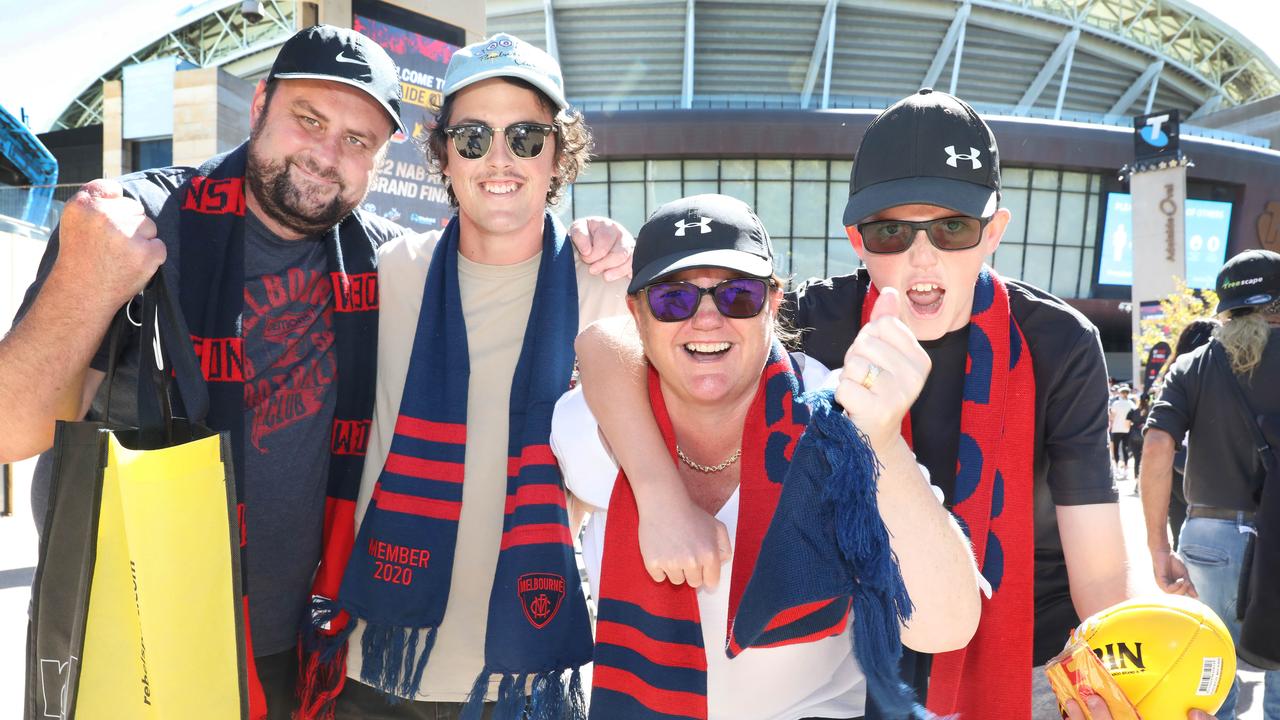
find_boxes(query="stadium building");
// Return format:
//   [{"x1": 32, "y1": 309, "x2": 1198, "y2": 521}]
[{"x1": 5, "y1": 0, "x2": 1280, "y2": 375}]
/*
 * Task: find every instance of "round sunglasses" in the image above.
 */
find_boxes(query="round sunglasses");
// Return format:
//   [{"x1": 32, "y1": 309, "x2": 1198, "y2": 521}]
[
  {"x1": 856, "y1": 215, "x2": 989, "y2": 254},
  {"x1": 443, "y1": 122, "x2": 557, "y2": 160},
  {"x1": 642, "y1": 278, "x2": 774, "y2": 322}
]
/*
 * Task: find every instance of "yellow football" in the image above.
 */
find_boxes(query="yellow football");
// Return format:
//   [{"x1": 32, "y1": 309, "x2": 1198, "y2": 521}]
[{"x1": 1074, "y1": 595, "x2": 1236, "y2": 718}]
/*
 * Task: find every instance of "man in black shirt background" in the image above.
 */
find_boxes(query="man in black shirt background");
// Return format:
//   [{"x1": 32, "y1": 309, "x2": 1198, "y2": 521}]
[{"x1": 1142, "y1": 249, "x2": 1280, "y2": 720}]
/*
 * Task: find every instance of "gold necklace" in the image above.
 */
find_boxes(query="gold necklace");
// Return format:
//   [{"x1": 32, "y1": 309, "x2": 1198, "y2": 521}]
[{"x1": 676, "y1": 444, "x2": 741, "y2": 473}]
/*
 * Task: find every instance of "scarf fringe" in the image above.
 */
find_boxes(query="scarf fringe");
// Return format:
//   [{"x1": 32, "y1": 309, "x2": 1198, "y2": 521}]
[
  {"x1": 567, "y1": 666, "x2": 587, "y2": 719},
  {"x1": 806, "y1": 391, "x2": 934, "y2": 720},
  {"x1": 461, "y1": 667, "x2": 588, "y2": 720},
  {"x1": 460, "y1": 670, "x2": 492, "y2": 720},
  {"x1": 296, "y1": 598, "x2": 356, "y2": 720},
  {"x1": 358, "y1": 622, "x2": 437, "y2": 701}
]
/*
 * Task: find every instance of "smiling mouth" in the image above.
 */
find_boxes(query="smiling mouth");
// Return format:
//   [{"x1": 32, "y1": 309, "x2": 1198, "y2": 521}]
[
  {"x1": 905, "y1": 282, "x2": 945, "y2": 316},
  {"x1": 482, "y1": 181, "x2": 519, "y2": 195},
  {"x1": 683, "y1": 341, "x2": 732, "y2": 358}
]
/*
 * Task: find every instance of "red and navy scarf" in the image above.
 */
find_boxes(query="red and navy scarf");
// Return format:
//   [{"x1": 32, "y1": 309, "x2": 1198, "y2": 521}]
[
  {"x1": 168, "y1": 144, "x2": 379, "y2": 720},
  {"x1": 301, "y1": 213, "x2": 592, "y2": 719},
  {"x1": 861, "y1": 268, "x2": 1036, "y2": 719},
  {"x1": 727, "y1": 389, "x2": 928, "y2": 717},
  {"x1": 591, "y1": 344, "x2": 890, "y2": 719}
]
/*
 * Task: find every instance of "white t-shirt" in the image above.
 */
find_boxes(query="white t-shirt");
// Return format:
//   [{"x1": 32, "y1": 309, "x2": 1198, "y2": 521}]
[
  {"x1": 550, "y1": 353, "x2": 868, "y2": 720},
  {"x1": 1109, "y1": 396, "x2": 1136, "y2": 433},
  {"x1": 345, "y1": 229, "x2": 630, "y2": 700}
]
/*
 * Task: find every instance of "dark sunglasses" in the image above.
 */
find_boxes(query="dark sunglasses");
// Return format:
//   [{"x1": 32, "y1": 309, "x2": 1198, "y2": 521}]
[
  {"x1": 443, "y1": 122, "x2": 557, "y2": 160},
  {"x1": 856, "y1": 215, "x2": 989, "y2": 254},
  {"x1": 642, "y1": 278, "x2": 774, "y2": 322}
]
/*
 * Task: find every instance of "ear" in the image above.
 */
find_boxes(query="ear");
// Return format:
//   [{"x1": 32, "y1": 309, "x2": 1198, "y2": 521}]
[
  {"x1": 249, "y1": 79, "x2": 269, "y2": 128},
  {"x1": 981, "y1": 207, "x2": 1012, "y2": 256},
  {"x1": 845, "y1": 225, "x2": 867, "y2": 262},
  {"x1": 626, "y1": 293, "x2": 642, "y2": 325}
]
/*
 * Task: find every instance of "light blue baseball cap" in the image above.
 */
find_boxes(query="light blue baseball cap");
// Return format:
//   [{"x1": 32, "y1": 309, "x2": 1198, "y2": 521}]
[{"x1": 442, "y1": 33, "x2": 568, "y2": 110}]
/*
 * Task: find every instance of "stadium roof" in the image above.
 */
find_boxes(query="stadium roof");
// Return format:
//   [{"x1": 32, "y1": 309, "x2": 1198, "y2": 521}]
[
  {"x1": 40, "y1": 0, "x2": 1280, "y2": 132},
  {"x1": 487, "y1": 0, "x2": 1280, "y2": 123}
]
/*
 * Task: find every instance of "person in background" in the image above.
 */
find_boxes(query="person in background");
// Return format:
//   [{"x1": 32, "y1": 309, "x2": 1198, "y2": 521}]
[
  {"x1": 1162, "y1": 318, "x2": 1222, "y2": 541},
  {"x1": 1141, "y1": 250, "x2": 1280, "y2": 720}
]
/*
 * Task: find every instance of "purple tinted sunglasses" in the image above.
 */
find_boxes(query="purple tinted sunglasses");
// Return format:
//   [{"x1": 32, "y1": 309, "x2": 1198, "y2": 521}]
[{"x1": 642, "y1": 277, "x2": 774, "y2": 322}]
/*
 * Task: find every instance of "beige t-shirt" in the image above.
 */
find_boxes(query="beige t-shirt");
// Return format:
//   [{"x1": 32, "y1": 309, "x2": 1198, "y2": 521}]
[{"x1": 345, "y1": 228, "x2": 628, "y2": 700}]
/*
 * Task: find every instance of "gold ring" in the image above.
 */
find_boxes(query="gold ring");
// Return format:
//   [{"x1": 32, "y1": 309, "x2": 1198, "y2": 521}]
[{"x1": 860, "y1": 363, "x2": 881, "y2": 390}]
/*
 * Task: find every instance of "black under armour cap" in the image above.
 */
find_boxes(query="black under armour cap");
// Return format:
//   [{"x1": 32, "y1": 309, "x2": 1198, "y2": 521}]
[
  {"x1": 628, "y1": 194, "x2": 776, "y2": 294},
  {"x1": 269, "y1": 25, "x2": 405, "y2": 134},
  {"x1": 843, "y1": 88, "x2": 1000, "y2": 225},
  {"x1": 1215, "y1": 249, "x2": 1280, "y2": 314}
]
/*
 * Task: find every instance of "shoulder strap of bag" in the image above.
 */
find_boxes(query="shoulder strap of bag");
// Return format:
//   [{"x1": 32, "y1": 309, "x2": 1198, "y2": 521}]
[
  {"x1": 1211, "y1": 342, "x2": 1274, "y2": 475},
  {"x1": 136, "y1": 268, "x2": 210, "y2": 438}
]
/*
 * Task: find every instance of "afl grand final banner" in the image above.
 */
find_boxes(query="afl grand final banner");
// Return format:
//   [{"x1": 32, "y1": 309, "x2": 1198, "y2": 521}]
[{"x1": 354, "y1": 7, "x2": 462, "y2": 232}]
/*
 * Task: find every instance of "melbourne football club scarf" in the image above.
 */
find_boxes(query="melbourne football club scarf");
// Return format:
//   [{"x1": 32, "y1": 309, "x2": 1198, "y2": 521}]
[
  {"x1": 728, "y1": 390, "x2": 932, "y2": 720},
  {"x1": 861, "y1": 267, "x2": 1036, "y2": 719},
  {"x1": 592, "y1": 344, "x2": 915, "y2": 718},
  {"x1": 301, "y1": 213, "x2": 593, "y2": 720},
  {"x1": 170, "y1": 144, "x2": 380, "y2": 720}
]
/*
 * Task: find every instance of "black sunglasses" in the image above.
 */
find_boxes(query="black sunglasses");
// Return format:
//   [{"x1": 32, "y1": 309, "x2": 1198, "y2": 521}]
[
  {"x1": 642, "y1": 278, "x2": 774, "y2": 322},
  {"x1": 856, "y1": 215, "x2": 989, "y2": 254},
  {"x1": 443, "y1": 122, "x2": 557, "y2": 160}
]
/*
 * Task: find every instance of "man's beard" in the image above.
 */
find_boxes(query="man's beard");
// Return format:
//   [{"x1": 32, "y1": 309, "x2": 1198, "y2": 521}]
[{"x1": 245, "y1": 142, "x2": 357, "y2": 237}]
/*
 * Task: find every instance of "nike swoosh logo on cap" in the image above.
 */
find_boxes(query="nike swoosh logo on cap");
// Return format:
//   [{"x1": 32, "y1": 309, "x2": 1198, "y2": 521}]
[{"x1": 335, "y1": 51, "x2": 364, "y2": 65}]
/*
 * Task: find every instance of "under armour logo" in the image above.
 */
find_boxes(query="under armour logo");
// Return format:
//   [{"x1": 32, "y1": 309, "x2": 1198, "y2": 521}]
[
  {"x1": 944, "y1": 146, "x2": 982, "y2": 170},
  {"x1": 674, "y1": 216, "x2": 713, "y2": 236}
]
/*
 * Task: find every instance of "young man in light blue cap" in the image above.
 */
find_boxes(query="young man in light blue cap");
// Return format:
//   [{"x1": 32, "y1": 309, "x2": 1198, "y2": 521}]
[{"x1": 298, "y1": 33, "x2": 632, "y2": 720}]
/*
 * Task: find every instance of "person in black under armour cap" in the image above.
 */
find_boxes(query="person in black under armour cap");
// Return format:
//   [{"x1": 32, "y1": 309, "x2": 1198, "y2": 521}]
[
  {"x1": 825, "y1": 88, "x2": 1128, "y2": 720},
  {"x1": 568, "y1": 87, "x2": 1134, "y2": 720}
]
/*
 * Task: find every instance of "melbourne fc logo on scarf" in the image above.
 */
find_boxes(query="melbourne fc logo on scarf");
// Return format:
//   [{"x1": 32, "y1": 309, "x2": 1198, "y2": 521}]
[{"x1": 517, "y1": 572, "x2": 566, "y2": 629}]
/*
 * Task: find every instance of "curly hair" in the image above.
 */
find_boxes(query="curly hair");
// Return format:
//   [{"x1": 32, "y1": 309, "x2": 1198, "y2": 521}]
[{"x1": 425, "y1": 78, "x2": 592, "y2": 208}]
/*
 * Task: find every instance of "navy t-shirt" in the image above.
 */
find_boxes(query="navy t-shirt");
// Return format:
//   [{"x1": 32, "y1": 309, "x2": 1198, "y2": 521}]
[{"x1": 15, "y1": 162, "x2": 404, "y2": 656}]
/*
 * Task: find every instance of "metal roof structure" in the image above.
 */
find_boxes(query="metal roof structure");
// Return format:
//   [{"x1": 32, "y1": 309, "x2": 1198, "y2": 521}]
[
  {"x1": 53, "y1": 0, "x2": 296, "y2": 130},
  {"x1": 52, "y1": 0, "x2": 1280, "y2": 133},
  {"x1": 486, "y1": 0, "x2": 1280, "y2": 124}
]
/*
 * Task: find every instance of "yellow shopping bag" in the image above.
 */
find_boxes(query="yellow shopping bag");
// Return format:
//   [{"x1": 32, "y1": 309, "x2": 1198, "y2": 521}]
[
  {"x1": 25, "y1": 275, "x2": 248, "y2": 720},
  {"x1": 75, "y1": 428, "x2": 244, "y2": 719}
]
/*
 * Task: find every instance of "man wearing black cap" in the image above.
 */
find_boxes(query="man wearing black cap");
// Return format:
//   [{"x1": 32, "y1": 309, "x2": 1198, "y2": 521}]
[
  {"x1": 0, "y1": 25, "x2": 412, "y2": 718},
  {"x1": 1141, "y1": 249, "x2": 1280, "y2": 719},
  {"x1": 576, "y1": 88, "x2": 1128, "y2": 718}
]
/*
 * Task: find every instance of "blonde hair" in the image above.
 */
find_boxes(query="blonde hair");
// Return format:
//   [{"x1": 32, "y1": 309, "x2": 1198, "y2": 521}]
[{"x1": 1215, "y1": 299, "x2": 1279, "y2": 375}]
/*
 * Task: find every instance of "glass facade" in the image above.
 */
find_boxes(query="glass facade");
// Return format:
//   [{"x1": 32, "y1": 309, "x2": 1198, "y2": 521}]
[{"x1": 560, "y1": 159, "x2": 1106, "y2": 298}]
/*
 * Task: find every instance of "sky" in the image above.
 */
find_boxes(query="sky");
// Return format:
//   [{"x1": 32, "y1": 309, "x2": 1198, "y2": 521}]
[{"x1": 1, "y1": 0, "x2": 1279, "y2": 133}]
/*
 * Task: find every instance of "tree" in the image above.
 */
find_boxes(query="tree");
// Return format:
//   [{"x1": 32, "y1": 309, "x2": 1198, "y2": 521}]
[{"x1": 1135, "y1": 278, "x2": 1218, "y2": 363}]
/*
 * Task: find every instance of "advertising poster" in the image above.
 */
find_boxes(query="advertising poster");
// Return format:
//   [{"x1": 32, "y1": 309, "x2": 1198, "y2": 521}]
[
  {"x1": 1097, "y1": 192, "x2": 1232, "y2": 290},
  {"x1": 353, "y1": 9, "x2": 460, "y2": 231}
]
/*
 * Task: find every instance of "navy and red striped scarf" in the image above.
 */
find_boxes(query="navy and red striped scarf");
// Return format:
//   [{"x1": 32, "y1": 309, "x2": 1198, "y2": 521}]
[
  {"x1": 301, "y1": 213, "x2": 593, "y2": 719},
  {"x1": 171, "y1": 144, "x2": 379, "y2": 720},
  {"x1": 591, "y1": 345, "x2": 832, "y2": 719},
  {"x1": 861, "y1": 268, "x2": 1036, "y2": 719}
]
